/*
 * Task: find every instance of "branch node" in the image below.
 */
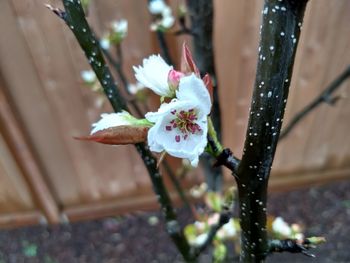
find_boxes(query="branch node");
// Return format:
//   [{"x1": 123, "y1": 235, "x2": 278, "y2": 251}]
[{"x1": 214, "y1": 148, "x2": 240, "y2": 175}]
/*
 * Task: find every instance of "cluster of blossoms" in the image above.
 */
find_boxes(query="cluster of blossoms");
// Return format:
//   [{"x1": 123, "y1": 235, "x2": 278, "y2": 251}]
[
  {"x1": 186, "y1": 214, "x2": 238, "y2": 247},
  {"x1": 148, "y1": 0, "x2": 175, "y2": 32},
  {"x1": 100, "y1": 19, "x2": 128, "y2": 50},
  {"x1": 90, "y1": 44, "x2": 213, "y2": 167},
  {"x1": 184, "y1": 189, "x2": 238, "y2": 261}
]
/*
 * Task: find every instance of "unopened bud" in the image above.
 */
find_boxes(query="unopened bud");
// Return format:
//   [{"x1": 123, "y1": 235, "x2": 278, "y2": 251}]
[{"x1": 168, "y1": 69, "x2": 184, "y2": 89}]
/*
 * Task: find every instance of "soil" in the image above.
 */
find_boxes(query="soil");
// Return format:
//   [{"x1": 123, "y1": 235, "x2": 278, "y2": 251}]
[{"x1": 0, "y1": 180, "x2": 349, "y2": 263}]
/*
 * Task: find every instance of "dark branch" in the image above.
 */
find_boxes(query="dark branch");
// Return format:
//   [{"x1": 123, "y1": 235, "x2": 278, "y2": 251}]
[
  {"x1": 236, "y1": 0, "x2": 309, "y2": 261},
  {"x1": 174, "y1": 14, "x2": 193, "y2": 36},
  {"x1": 269, "y1": 237, "x2": 326, "y2": 257},
  {"x1": 174, "y1": 28, "x2": 193, "y2": 36},
  {"x1": 53, "y1": 2, "x2": 193, "y2": 261},
  {"x1": 279, "y1": 65, "x2": 350, "y2": 140},
  {"x1": 156, "y1": 30, "x2": 174, "y2": 65},
  {"x1": 186, "y1": 0, "x2": 224, "y2": 192},
  {"x1": 214, "y1": 148, "x2": 240, "y2": 175}
]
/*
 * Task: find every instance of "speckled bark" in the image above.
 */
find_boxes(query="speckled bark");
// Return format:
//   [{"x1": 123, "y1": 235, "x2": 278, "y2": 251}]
[{"x1": 236, "y1": 0, "x2": 308, "y2": 261}]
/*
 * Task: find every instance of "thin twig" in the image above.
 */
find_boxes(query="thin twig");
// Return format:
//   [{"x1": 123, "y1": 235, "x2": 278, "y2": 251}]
[
  {"x1": 279, "y1": 65, "x2": 350, "y2": 140},
  {"x1": 269, "y1": 237, "x2": 326, "y2": 257},
  {"x1": 51, "y1": 2, "x2": 193, "y2": 261}
]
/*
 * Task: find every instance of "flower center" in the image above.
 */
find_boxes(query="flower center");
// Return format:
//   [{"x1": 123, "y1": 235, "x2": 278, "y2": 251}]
[{"x1": 165, "y1": 109, "x2": 202, "y2": 142}]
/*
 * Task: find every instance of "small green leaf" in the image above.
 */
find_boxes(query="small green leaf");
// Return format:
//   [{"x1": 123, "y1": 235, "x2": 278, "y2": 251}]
[
  {"x1": 213, "y1": 243, "x2": 227, "y2": 263},
  {"x1": 184, "y1": 224, "x2": 197, "y2": 241},
  {"x1": 205, "y1": 191, "x2": 222, "y2": 212}
]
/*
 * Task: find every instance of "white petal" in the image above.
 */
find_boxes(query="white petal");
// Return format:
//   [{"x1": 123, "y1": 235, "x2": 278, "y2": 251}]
[
  {"x1": 100, "y1": 38, "x2": 110, "y2": 50},
  {"x1": 176, "y1": 74, "x2": 211, "y2": 115},
  {"x1": 272, "y1": 217, "x2": 292, "y2": 237},
  {"x1": 91, "y1": 111, "x2": 132, "y2": 134},
  {"x1": 112, "y1": 19, "x2": 128, "y2": 34},
  {"x1": 145, "y1": 99, "x2": 182, "y2": 123},
  {"x1": 193, "y1": 233, "x2": 208, "y2": 247},
  {"x1": 162, "y1": 6, "x2": 172, "y2": 17},
  {"x1": 148, "y1": 0, "x2": 167, "y2": 14},
  {"x1": 146, "y1": 100, "x2": 208, "y2": 167},
  {"x1": 133, "y1": 54, "x2": 173, "y2": 97},
  {"x1": 161, "y1": 15, "x2": 175, "y2": 29},
  {"x1": 81, "y1": 70, "x2": 96, "y2": 83}
]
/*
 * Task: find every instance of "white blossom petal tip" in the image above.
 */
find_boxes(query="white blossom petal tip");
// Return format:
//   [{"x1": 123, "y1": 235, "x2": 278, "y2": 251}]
[
  {"x1": 133, "y1": 54, "x2": 173, "y2": 97},
  {"x1": 148, "y1": 0, "x2": 167, "y2": 15},
  {"x1": 91, "y1": 111, "x2": 135, "y2": 135}
]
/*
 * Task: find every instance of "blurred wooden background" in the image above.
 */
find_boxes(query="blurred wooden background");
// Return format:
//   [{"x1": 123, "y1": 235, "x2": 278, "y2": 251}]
[{"x1": 0, "y1": 0, "x2": 349, "y2": 228}]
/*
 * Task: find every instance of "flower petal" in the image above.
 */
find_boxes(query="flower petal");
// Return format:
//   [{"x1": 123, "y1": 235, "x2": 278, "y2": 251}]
[
  {"x1": 176, "y1": 74, "x2": 211, "y2": 115},
  {"x1": 133, "y1": 54, "x2": 173, "y2": 97},
  {"x1": 91, "y1": 112, "x2": 133, "y2": 134},
  {"x1": 146, "y1": 100, "x2": 208, "y2": 167}
]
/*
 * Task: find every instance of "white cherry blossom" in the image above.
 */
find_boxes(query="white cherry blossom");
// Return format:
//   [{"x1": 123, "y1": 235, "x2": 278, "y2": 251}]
[
  {"x1": 145, "y1": 74, "x2": 211, "y2": 166},
  {"x1": 133, "y1": 55, "x2": 174, "y2": 97}
]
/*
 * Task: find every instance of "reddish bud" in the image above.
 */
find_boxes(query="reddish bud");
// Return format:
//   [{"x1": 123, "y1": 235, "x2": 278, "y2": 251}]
[
  {"x1": 180, "y1": 42, "x2": 200, "y2": 76},
  {"x1": 168, "y1": 69, "x2": 185, "y2": 88},
  {"x1": 75, "y1": 126, "x2": 149, "y2": 145}
]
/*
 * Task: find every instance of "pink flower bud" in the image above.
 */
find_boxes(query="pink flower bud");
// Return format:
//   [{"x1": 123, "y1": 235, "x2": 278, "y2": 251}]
[{"x1": 168, "y1": 69, "x2": 185, "y2": 88}]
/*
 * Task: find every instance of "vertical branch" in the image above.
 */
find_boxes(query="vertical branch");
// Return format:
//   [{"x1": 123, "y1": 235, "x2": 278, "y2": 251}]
[
  {"x1": 186, "y1": 0, "x2": 223, "y2": 191},
  {"x1": 55, "y1": 1, "x2": 193, "y2": 261},
  {"x1": 236, "y1": 0, "x2": 308, "y2": 261}
]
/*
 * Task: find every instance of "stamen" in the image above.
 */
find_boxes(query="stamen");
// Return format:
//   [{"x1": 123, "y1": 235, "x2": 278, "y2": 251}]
[{"x1": 166, "y1": 108, "x2": 202, "y2": 140}]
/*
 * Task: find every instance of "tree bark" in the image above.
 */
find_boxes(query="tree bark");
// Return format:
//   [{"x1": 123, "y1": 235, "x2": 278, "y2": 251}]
[{"x1": 236, "y1": 0, "x2": 309, "y2": 261}]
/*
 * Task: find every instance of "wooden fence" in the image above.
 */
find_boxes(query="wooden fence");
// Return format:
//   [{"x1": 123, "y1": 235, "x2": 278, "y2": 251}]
[{"x1": 0, "y1": 0, "x2": 349, "y2": 228}]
